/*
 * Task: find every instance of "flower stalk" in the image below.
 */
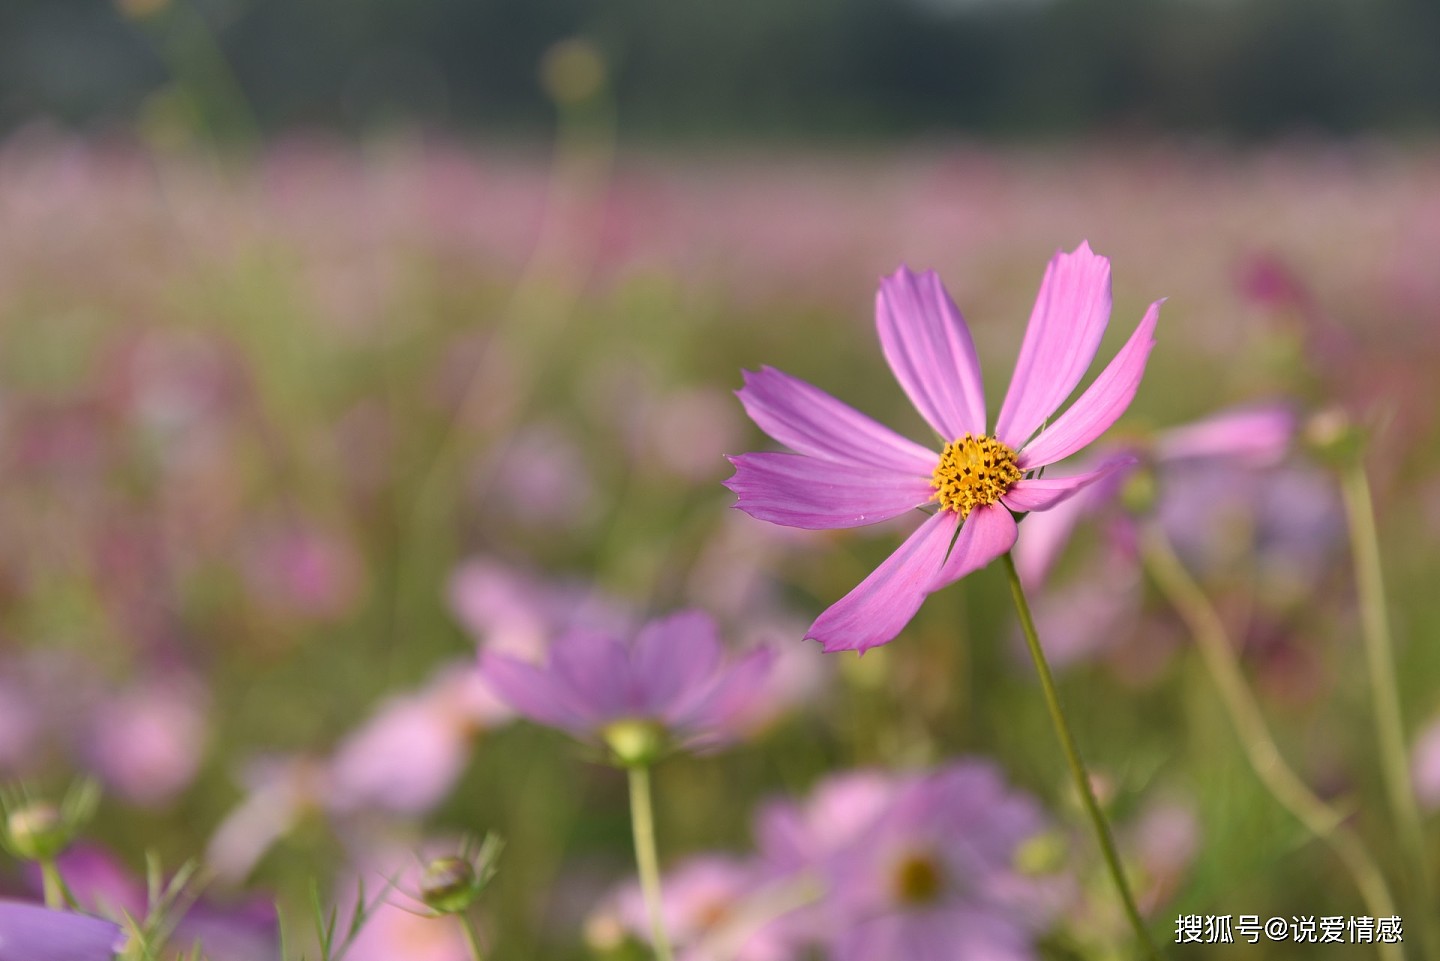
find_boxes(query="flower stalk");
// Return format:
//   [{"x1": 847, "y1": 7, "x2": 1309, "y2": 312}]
[
  {"x1": 459, "y1": 913, "x2": 486, "y2": 961},
  {"x1": 627, "y1": 764, "x2": 674, "y2": 961},
  {"x1": 1001, "y1": 552, "x2": 1160, "y2": 961},
  {"x1": 1340, "y1": 458, "x2": 1439, "y2": 960},
  {"x1": 1140, "y1": 521, "x2": 1402, "y2": 961}
]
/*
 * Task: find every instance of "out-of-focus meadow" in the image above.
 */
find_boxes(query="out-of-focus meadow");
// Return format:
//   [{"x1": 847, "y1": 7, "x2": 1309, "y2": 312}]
[{"x1": 5, "y1": 2, "x2": 1440, "y2": 960}]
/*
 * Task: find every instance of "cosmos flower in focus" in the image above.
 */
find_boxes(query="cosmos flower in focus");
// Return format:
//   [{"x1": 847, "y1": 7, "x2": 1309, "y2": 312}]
[
  {"x1": 480, "y1": 610, "x2": 773, "y2": 763},
  {"x1": 0, "y1": 900, "x2": 125, "y2": 961},
  {"x1": 728, "y1": 243, "x2": 1162, "y2": 651}
]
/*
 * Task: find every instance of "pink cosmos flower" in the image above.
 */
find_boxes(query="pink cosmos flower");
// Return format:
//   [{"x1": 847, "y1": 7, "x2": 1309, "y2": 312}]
[
  {"x1": 728, "y1": 243, "x2": 1162, "y2": 651},
  {"x1": 479, "y1": 610, "x2": 774, "y2": 754}
]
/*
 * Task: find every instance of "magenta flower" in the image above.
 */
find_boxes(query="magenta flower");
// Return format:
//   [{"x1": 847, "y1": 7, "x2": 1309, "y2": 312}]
[
  {"x1": 480, "y1": 610, "x2": 774, "y2": 758},
  {"x1": 728, "y1": 243, "x2": 1161, "y2": 651},
  {"x1": 0, "y1": 900, "x2": 126, "y2": 961}
]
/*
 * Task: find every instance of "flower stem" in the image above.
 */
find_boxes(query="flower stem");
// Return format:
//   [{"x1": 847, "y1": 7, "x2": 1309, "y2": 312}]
[
  {"x1": 1341, "y1": 460, "x2": 1439, "y2": 959},
  {"x1": 38, "y1": 858, "x2": 67, "y2": 910},
  {"x1": 627, "y1": 764, "x2": 674, "y2": 961},
  {"x1": 1140, "y1": 522, "x2": 1403, "y2": 961},
  {"x1": 1001, "y1": 552, "x2": 1160, "y2": 960},
  {"x1": 459, "y1": 913, "x2": 486, "y2": 961}
]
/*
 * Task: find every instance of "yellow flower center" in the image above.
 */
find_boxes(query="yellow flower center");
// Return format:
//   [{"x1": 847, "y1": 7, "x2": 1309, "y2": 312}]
[
  {"x1": 930, "y1": 433, "x2": 1022, "y2": 518},
  {"x1": 891, "y1": 851, "x2": 946, "y2": 905}
]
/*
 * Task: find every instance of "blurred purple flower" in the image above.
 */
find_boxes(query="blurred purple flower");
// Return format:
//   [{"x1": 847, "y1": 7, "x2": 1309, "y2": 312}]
[
  {"x1": 728, "y1": 243, "x2": 1161, "y2": 651},
  {"x1": 1014, "y1": 403, "x2": 1298, "y2": 589},
  {"x1": 1012, "y1": 403, "x2": 1309, "y2": 671},
  {"x1": 480, "y1": 610, "x2": 773, "y2": 754},
  {"x1": 749, "y1": 763, "x2": 1059, "y2": 961},
  {"x1": 821, "y1": 763, "x2": 1056, "y2": 961},
  {"x1": 448, "y1": 556, "x2": 634, "y2": 661},
  {"x1": 30, "y1": 846, "x2": 279, "y2": 961},
  {"x1": 0, "y1": 900, "x2": 126, "y2": 961}
]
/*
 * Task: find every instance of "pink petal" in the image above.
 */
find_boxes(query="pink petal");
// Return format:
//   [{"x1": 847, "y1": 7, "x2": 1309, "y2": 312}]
[
  {"x1": 1155, "y1": 403, "x2": 1295, "y2": 466},
  {"x1": 736, "y1": 367, "x2": 936, "y2": 474},
  {"x1": 1000, "y1": 454, "x2": 1137, "y2": 513},
  {"x1": 929, "y1": 503, "x2": 1018, "y2": 591},
  {"x1": 670, "y1": 645, "x2": 777, "y2": 742},
  {"x1": 550, "y1": 630, "x2": 634, "y2": 720},
  {"x1": 725, "y1": 452, "x2": 935, "y2": 529},
  {"x1": 479, "y1": 651, "x2": 590, "y2": 734},
  {"x1": 1017, "y1": 299, "x2": 1163, "y2": 470},
  {"x1": 806, "y1": 511, "x2": 960, "y2": 654},
  {"x1": 1008, "y1": 453, "x2": 1136, "y2": 588},
  {"x1": 995, "y1": 242, "x2": 1114, "y2": 450},
  {"x1": 631, "y1": 610, "x2": 722, "y2": 716},
  {"x1": 876, "y1": 267, "x2": 988, "y2": 440}
]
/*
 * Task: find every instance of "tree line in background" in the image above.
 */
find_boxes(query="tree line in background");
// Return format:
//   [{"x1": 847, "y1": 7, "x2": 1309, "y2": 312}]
[{"x1": 3, "y1": 0, "x2": 1440, "y2": 141}]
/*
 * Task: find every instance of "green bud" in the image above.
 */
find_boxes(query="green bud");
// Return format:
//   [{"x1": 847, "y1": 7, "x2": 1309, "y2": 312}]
[
  {"x1": 602, "y1": 719, "x2": 667, "y2": 767},
  {"x1": 5, "y1": 803, "x2": 68, "y2": 861},
  {"x1": 1301, "y1": 407, "x2": 1365, "y2": 465},
  {"x1": 420, "y1": 856, "x2": 479, "y2": 914},
  {"x1": 1119, "y1": 465, "x2": 1158, "y2": 515},
  {"x1": 1013, "y1": 831, "x2": 1068, "y2": 875}
]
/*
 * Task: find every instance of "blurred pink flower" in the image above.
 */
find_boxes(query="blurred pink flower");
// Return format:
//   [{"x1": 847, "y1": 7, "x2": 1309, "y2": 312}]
[
  {"x1": 242, "y1": 520, "x2": 364, "y2": 623},
  {"x1": 594, "y1": 856, "x2": 798, "y2": 961},
  {"x1": 480, "y1": 610, "x2": 773, "y2": 753},
  {"x1": 328, "y1": 662, "x2": 511, "y2": 816},
  {"x1": 728, "y1": 244, "x2": 1160, "y2": 652},
  {"x1": 84, "y1": 677, "x2": 207, "y2": 808},
  {"x1": 206, "y1": 755, "x2": 330, "y2": 883},
  {"x1": 1411, "y1": 716, "x2": 1440, "y2": 812},
  {"x1": 340, "y1": 845, "x2": 480, "y2": 961},
  {"x1": 1127, "y1": 801, "x2": 1200, "y2": 913}
]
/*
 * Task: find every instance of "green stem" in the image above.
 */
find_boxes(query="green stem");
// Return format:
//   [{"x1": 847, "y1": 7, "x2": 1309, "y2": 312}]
[
  {"x1": 1141, "y1": 522, "x2": 1403, "y2": 961},
  {"x1": 458, "y1": 912, "x2": 486, "y2": 961},
  {"x1": 627, "y1": 764, "x2": 674, "y2": 961},
  {"x1": 1001, "y1": 552, "x2": 1161, "y2": 960},
  {"x1": 38, "y1": 858, "x2": 68, "y2": 910},
  {"x1": 1341, "y1": 460, "x2": 1439, "y2": 957}
]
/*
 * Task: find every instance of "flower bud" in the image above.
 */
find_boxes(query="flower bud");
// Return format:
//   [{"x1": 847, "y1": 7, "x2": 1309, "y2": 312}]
[
  {"x1": 602, "y1": 719, "x2": 666, "y2": 767},
  {"x1": 420, "y1": 856, "x2": 480, "y2": 915},
  {"x1": 5, "y1": 803, "x2": 68, "y2": 861}
]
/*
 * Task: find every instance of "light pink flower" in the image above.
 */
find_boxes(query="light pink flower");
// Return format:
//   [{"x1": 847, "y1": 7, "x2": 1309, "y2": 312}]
[
  {"x1": 596, "y1": 856, "x2": 799, "y2": 961},
  {"x1": 728, "y1": 243, "x2": 1161, "y2": 651},
  {"x1": 328, "y1": 662, "x2": 511, "y2": 816}
]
